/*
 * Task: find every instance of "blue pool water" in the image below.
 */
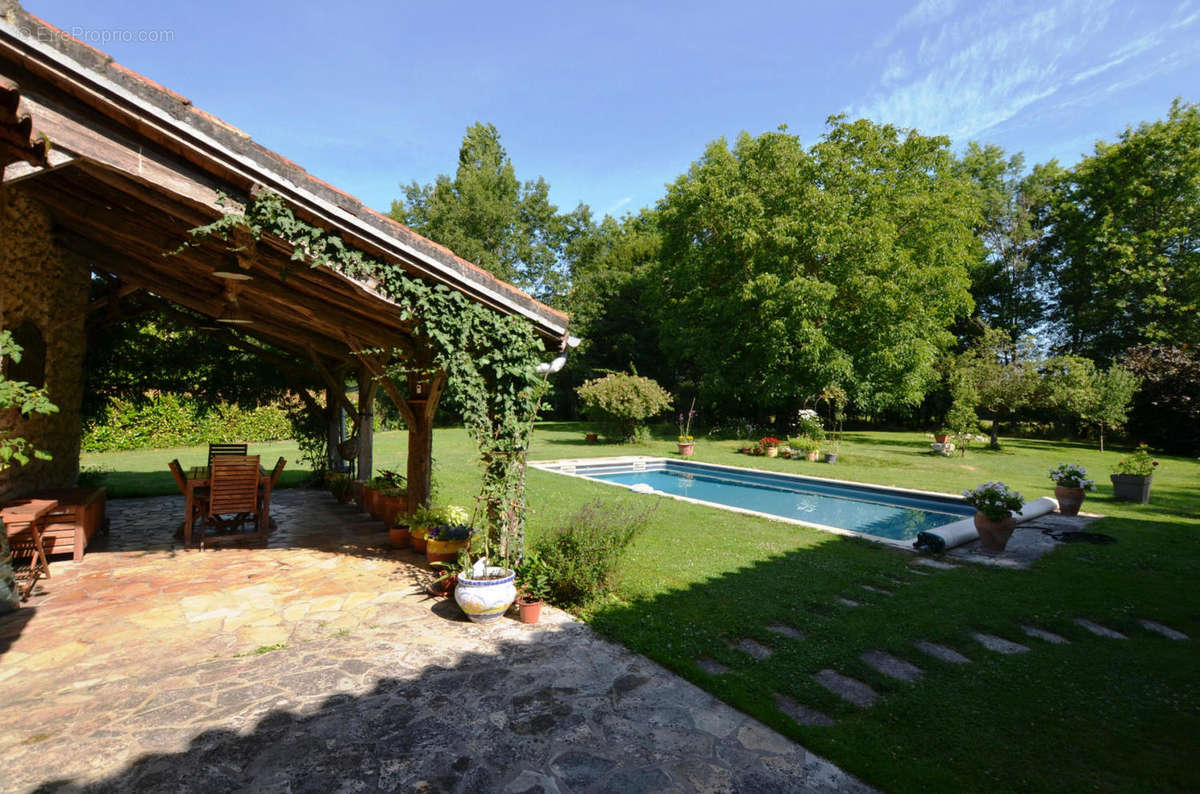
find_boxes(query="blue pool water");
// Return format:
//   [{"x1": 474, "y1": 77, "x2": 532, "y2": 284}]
[{"x1": 570, "y1": 460, "x2": 974, "y2": 541}]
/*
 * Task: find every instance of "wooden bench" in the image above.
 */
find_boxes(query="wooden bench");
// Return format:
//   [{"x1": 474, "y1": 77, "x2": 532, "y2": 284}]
[{"x1": 29, "y1": 487, "x2": 107, "y2": 561}]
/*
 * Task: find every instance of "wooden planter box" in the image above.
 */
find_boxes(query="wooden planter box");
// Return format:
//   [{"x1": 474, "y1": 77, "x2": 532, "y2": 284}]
[
  {"x1": 31, "y1": 487, "x2": 107, "y2": 561},
  {"x1": 1111, "y1": 473, "x2": 1152, "y2": 504}
]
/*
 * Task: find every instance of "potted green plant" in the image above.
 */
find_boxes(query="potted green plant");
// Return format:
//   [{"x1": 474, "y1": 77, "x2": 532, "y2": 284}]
[
  {"x1": 329, "y1": 473, "x2": 353, "y2": 504},
  {"x1": 676, "y1": 399, "x2": 697, "y2": 457},
  {"x1": 427, "y1": 557, "x2": 464, "y2": 598},
  {"x1": 760, "y1": 436, "x2": 782, "y2": 458},
  {"x1": 409, "y1": 505, "x2": 437, "y2": 553},
  {"x1": 1048, "y1": 463, "x2": 1095, "y2": 516},
  {"x1": 375, "y1": 469, "x2": 407, "y2": 524},
  {"x1": 454, "y1": 559, "x2": 518, "y2": 625},
  {"x1": 426, "y1": 523, "x2": 473, "y2": 563},
  {"x1": 515, "y1": 549, "x2": 553, "y2": 624},
  {"x1": 1111, "y1": 443, "x2": 1159, "y2": 503},
  {"x1": 364, "y1": 477, "x2": 388, "y2": 519},
  {"x1": 934, "y1": 428, "x2": 952, "y2": 444},
  {"x1": 585, "y1": 432, "x2": 599, "y2": 443},
  {"x1": 823, "y1": 438, "x2": 840, "y2": 464},
  {"x1": 789, "y1": 437, "x2": 820, "y2": 461},
  {"x1": 962, "y1": 481, "x2": 1025, "y2": 553}
]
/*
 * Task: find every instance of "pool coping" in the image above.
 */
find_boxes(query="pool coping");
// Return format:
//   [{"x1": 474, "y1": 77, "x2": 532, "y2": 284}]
[{"x1": 529, "y1": 455, "x2": 982, "y2": 551}]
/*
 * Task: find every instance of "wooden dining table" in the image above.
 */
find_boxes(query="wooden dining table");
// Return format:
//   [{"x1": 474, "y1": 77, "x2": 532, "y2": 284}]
[{"x1": 182, "y1": 464, "x2": 272, "y2": 547}]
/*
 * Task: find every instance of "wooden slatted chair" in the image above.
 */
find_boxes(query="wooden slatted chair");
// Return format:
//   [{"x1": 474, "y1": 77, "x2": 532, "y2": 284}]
[
  {"x1": 169, "y1": 458, "x2": 208, "y2": 537},
  {"x1": 258, "y1": 457, "x2": 287, "y2": 532},
  {"x1": 206, "y1": 455, "x2": 261, "y2": 545},
  {"x1": 208, "y1": 442, "x2": 248, "y2": 467}
]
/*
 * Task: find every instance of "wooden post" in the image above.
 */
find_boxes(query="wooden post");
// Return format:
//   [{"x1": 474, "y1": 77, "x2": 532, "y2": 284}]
[
  {"x1": 404, "y1": 371, "x2": 445, "y2": 515},
  {"x1": 325, "y1": 387, "x2": 344, "y2": 472},
  {"x1": 356, "y1": 367, "x2": 376, "y2": 482}
]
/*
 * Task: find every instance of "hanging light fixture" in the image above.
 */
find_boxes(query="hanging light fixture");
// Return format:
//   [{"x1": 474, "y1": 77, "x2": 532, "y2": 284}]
[
  {"x1": 212, "y1": 251, "x2": 255, "y2": 281},
  {"x1": 216, "y1": 284, "x2": 254, "y2": 325}
]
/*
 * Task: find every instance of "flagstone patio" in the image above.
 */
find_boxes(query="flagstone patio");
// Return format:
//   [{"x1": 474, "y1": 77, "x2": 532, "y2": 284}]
[{"x1": 0, "y1": 490, "x2": 869, "y2": 792}]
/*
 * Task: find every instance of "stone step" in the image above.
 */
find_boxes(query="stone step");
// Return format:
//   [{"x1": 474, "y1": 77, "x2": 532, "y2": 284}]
[
  {"x1": 914, "y1": 558, "x2": 959, "y2": 571},
  {"x1": 1021, "y1": 625, "x2": 1070, "y2": 644},
  {"x1": 1073, "y1": 619, "x2": 1127, "y2": 639},
  {"x1": 1139, "y1": 619, "x2": 1188, "y2": 640},
  {"x1": 696, "y1": 658, "x2": 730, "y2": 676},
  {"x1": 860, "y1": 585, "x2": 893, "y2": 596},
  {"x1": 971, "y1": 632, "x2": 1030, "y2": 654},
  {"x1": 859, "y1": 650, "x2": 923, "y2": 682},
  {"x1": 835, "y1": 597, "x2": 861, "y2": 608},
  {"x1": 766, "y1": 624, "x2": 805, "y2": 641},
  {"x1": 732, "y1": 638, "x2": 773, "y2": 660},
  {"x1": 913, "y1": 641, "x2": 971, "y2": 664},
  {"x1": 772, "y1": 693, "x2": 836, "y2": 727},
  {"x1": 813, "y1": 669, "x2": 878, "y2": 708}
]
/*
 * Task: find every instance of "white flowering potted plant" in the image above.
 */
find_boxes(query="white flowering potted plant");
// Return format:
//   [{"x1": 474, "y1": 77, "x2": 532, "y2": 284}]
[
  {"x1": 962, "y1": 481, "x2": 1025, "y2": 553},
  {"x1": 1048, "y1": 463, "x2": 1094, "y2": 516}
]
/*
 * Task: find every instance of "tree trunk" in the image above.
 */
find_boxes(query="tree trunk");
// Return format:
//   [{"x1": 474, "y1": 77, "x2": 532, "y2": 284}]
[
  {"x1": 989, "y1": 419, "x2": 1000, "y2": 449},
  {"x1": 1099, "y1": 422, "x2": 1106, "y2": 453}
]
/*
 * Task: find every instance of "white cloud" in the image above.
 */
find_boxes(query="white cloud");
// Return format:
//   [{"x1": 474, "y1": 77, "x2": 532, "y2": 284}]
[{"x1": 847, "y1": 0, "x2": 1200, "y2": 140}]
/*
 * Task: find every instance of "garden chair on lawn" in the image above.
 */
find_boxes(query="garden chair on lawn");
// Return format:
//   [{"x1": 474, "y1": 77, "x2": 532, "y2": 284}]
[{"x1": 204, "y1": 455, "x2": 262, "y2": 548}]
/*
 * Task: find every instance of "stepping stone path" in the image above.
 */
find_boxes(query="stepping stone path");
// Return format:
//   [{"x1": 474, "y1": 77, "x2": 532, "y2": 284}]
[
  {"x1": 913, "y1": 641, "x2": 971, "y2": 664},
  {"x1": 772, "y1": 693, "x2": 836, "y2": 727},
  {"x1": 1139, "y1": 619, "x2": 1189, "y2": 640},
  {"x1": 1074, "y1": 618, "x2": 1127, "y2": 639},
  {"x1": 696, "y1": 658, "x2": 730, "y2": 676},
  {"x1": 835, "y1": 597, "x2": 861, "y2": 607},
  {"x1": 1021, "y1": 625, "x2": 1070, "y2": 645},
  {"x1": 914, "y1": 558, "x2": 959, "y2": 571},
  {"x1": 972, "y1": 632, "x2": 1030, "y2": 654},
  {"x1": 766, "y1": 624, "x2": 805, "y2": 641},
  {"x1": 733, "y1": 638, "x2": 773, "y2": 660},
  {"x1": 860, "y1": 650, "x2": 923, "y2": 682},
  {"x1": 861, "y1": 584, "x2": 893, "y2": 596},
  {"x1": 813, "y1": 669, "x2": 879, "y2": 708}
]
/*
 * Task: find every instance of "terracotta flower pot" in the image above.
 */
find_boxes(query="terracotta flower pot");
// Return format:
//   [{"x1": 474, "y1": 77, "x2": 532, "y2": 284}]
[
  {"x1": 389, "y1": 526, "x2": 411, "y2": 548},
  {"x1": 426, "y1": 538, "x2": 469, "y2": 563},
  {"x1": 1054, "y1": 486, "x2": 1086, "y2": 516},
  {"x1": 410, "y1": 527, "x2": 428, "y2": 553},
  {"x1": 365, "y1": 488, "x2": 383, "y2": 519},
  {"x1": 805, "y1": 450, "x2": 820, "y2": 462},
  {"x1": 352, "y1": 480, "x2": 365, "y2": 509},
  {"x1": 974, "y1": 512, "x2": 1016, "y2": 553},
  {"x1": 678, "y1": 442, "x2": 695, "y2": 457},
  {"x1": 765, "y1": 446, "x2": 779, "y2": 458},
  {"x1": 585, "y1": 433, "x2": 599, "y2": 443},
  {"x1": 934, "y1": 433, "x2": 950, "y2": 443},
  {"x1": 380, "y1": 494, "x2": 406, "y2": 525},
  {"x1": 425, "y1": 573, "x2": 456, "y2": 598},
  {"x1": 518, "y1": 596, "x2": 542, "y2": 624}
]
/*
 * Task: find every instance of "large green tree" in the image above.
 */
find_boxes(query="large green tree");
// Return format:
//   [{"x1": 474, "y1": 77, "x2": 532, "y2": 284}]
[
  {"x1": 956, "y1": 143, "x2": 1061, "y2": 342},
  {"x1": 654, "y1": 119, "x2": 979, "y2": 416},
  {"x1": 1041, "y1": 99, "x2": 1200, "y2": 361},
  {"x1": 391, "y1": 122, "x2": 584, "y2": 305}
]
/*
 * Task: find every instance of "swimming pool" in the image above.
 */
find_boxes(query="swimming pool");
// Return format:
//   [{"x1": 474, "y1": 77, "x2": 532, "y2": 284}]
[{"x1": 533, "y1": 458, "x2": 976, "y2": 544}]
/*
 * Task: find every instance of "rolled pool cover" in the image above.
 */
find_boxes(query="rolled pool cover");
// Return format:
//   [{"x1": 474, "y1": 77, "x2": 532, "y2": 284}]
[{"x1": 913, "y1": 496, "x2": 1059, "y2": 554}]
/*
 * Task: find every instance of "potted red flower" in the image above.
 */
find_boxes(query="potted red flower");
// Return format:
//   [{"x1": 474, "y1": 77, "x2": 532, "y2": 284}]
[{"x1": 760, "y1": 437, "x2": 782, "y2": 458}]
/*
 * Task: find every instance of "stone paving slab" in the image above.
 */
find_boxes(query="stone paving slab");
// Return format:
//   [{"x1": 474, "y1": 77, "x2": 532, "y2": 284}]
[
  {"x1": 0, "y1": 491, "x2": 871, "y2": 793},
  {"x1": 1021, "y1": 625, "x2": 1071, "y2": 644},
  {"x1": 1074, "y1": 618, "x2": 1127, "y2": 639},
  {"x1": 1139, "y1": 619, "x2": 1188, "y2": 640},
  {"x1": 948, "y1": 514, "x2": 1097, "y2": 569},
  {"x1": 813, "y1": 670, "x2": 878, "y2": 708},
  {"x1": 913, "y1": 641, "x2": 971, "y2": 664},
  {"x1": 859, "y1": 650, "x2": 923, "y2": 682},
  {"x1": 972, "y1": 633, "x2": 1031, "y2": 654}
]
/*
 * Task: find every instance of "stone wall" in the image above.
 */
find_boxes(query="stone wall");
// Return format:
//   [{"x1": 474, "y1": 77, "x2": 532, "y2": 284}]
[{"x1": 0, "y1": 186, "x2": 89, "y2": 501}]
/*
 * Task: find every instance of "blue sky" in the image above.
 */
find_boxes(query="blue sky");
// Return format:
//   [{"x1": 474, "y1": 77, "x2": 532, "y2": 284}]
[{"x1": 27, "y1": 0, "x2": 1200, "y2": 219}]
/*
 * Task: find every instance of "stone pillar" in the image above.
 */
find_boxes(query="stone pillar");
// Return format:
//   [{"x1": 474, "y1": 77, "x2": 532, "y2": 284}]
[{"x1": 0, "y1": 188, "x2": 88, "y2": 500}]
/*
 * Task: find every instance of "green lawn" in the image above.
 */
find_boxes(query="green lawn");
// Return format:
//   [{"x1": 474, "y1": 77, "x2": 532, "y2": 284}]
[{"x1": 81, "y1": 425, "x2": 1200, "y2": 793}]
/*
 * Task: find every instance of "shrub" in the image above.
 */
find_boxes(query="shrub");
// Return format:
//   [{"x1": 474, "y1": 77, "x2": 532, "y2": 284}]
[
  {"x1": 1123, "y1": 345, "x2": 1200, "y2": 456},
  {"x1": 793, "y1": 408, "x2": 824, "y2": 440},
  {"x1": 576, "y1": 372, "x2": 672, "y2": 443},
  {"x1": 81, "y1": 393, "x2": 292, "y2": 452},
  {"x1": 531, "y1": 500, "x2": 654, "y2": 607}
]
